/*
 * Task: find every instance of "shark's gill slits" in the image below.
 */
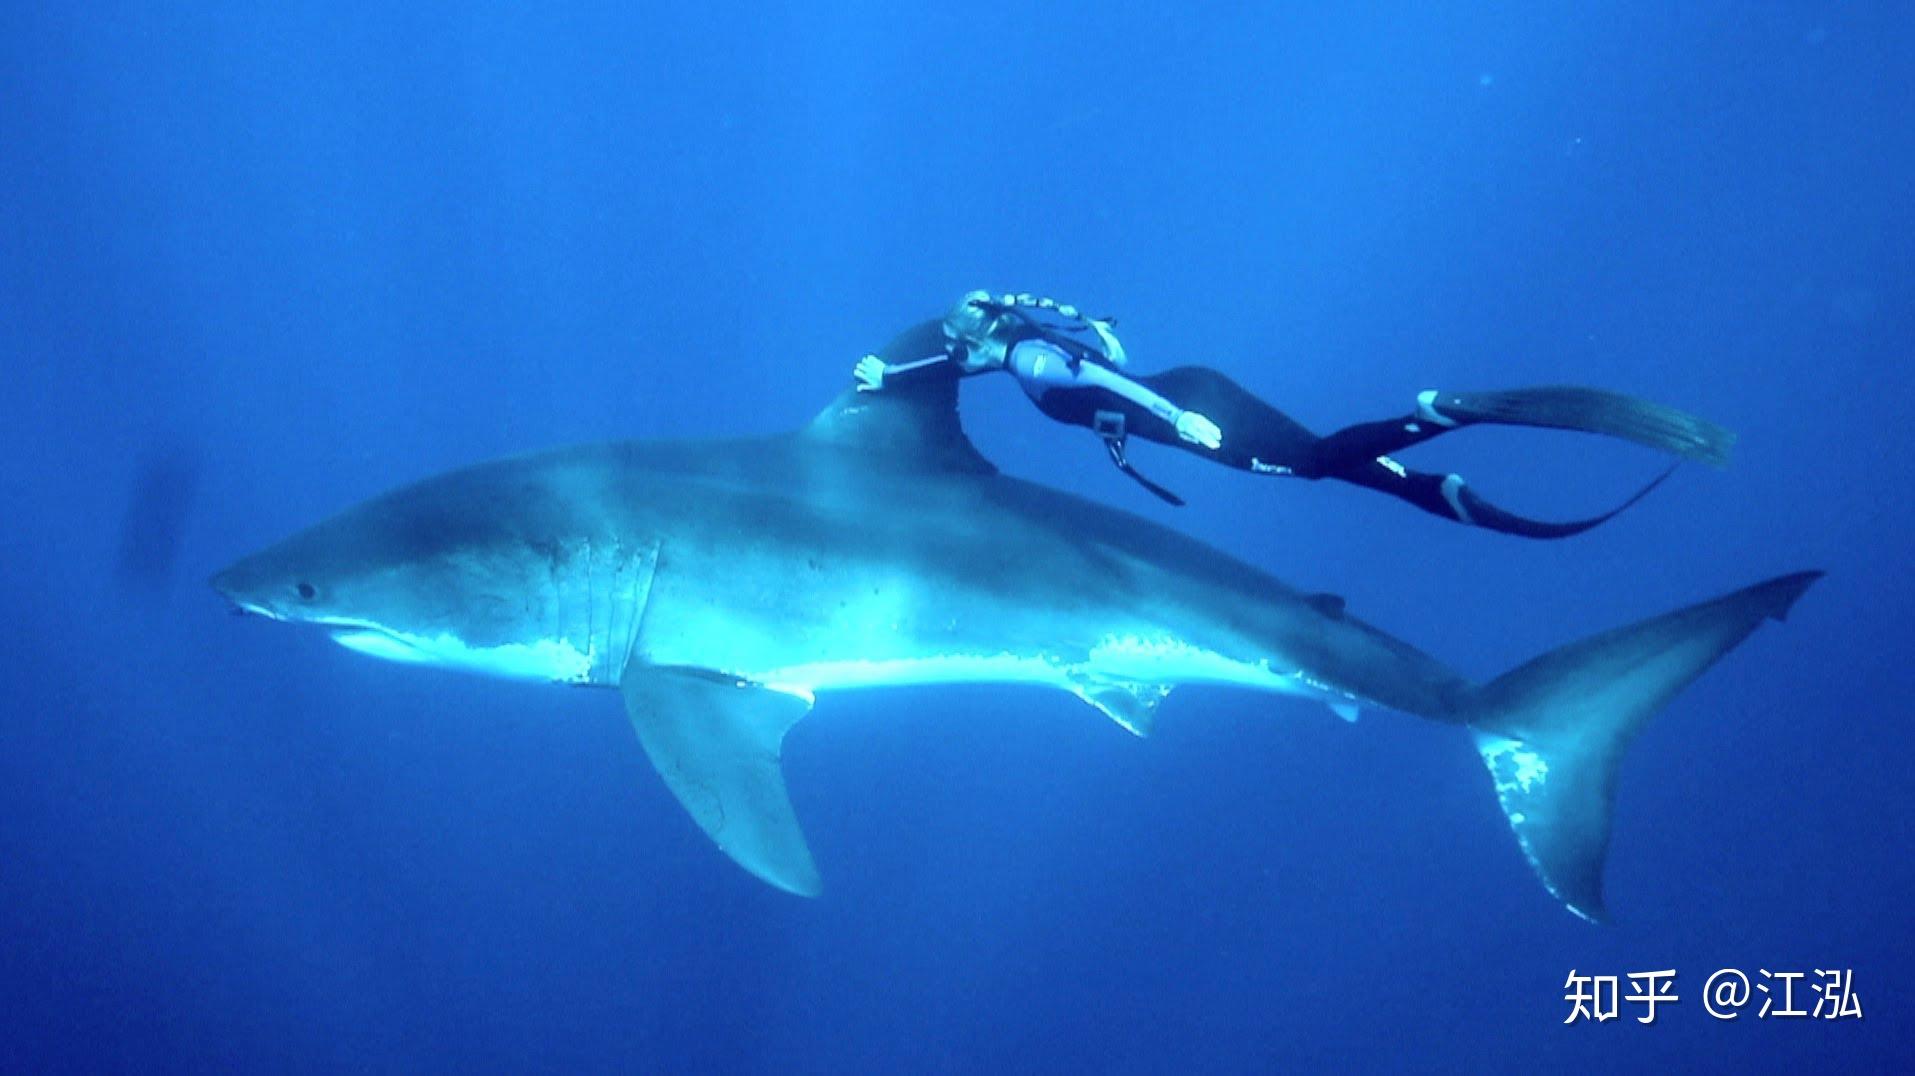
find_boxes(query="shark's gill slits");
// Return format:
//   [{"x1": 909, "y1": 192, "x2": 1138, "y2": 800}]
[{"x1": 551, "y1": 537, "x2": 654, "y2": 685}]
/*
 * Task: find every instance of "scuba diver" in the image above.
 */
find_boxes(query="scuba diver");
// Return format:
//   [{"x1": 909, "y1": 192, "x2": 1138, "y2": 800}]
[{"x1": 852, "y1": 291, "x2": 1735, "y2": 538}]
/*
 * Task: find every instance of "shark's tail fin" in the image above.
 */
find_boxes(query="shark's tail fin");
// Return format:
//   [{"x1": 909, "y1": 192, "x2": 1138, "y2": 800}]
[{"x1": 1465, "y1": 571, "x2": 1822, "y2": 921}]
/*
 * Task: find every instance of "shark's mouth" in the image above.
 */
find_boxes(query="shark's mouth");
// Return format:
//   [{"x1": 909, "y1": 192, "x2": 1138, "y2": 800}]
[
  {"x1": 316, "y1": 617, "x2": 599, "y2": 683},
  {"x1": 228, "y1": 601, "x2": 430, "y2": 662},
  {"x1": 228, "y1": 599, "x2": 288, "y2": 622},
  {"x1": 326, "y1": 623, "x2": 434, "y2": 665},
  {"x1": 298, "y1": 615, "x2": 448, "y2": 667}
]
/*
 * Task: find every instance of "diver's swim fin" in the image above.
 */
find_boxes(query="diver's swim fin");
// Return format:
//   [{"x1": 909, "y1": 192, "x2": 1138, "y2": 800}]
[
  {"x1": 1428, "y1": 387, "x2": 1736, "y2": 467},
  {"x1": 1425, "y1": 465, "x2": 1676, "y2": 540}
]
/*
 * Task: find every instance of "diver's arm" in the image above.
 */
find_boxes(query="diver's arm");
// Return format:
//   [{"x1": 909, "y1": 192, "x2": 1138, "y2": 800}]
[
  {"x1": 854, "y1": 351, "x2": 960, "y2": 392},
  {"x1": 882, "y1": 352, "x2": 959, "y2": 380},
  {"x1": 1073, "y1": 361, "x2": 1223, "y2": 449},
  {"x1": 856, "y1": 318, "x2": 977, "y2": 392}
]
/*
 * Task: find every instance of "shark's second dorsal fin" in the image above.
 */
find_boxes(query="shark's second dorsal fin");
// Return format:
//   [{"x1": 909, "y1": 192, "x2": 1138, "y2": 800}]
[
  {"x1": 803, "y1": 377, "x2": 997, "y2": 475},
  {"x1": 1306, "y1": 592, "x2": 1347, "y2": 619}
]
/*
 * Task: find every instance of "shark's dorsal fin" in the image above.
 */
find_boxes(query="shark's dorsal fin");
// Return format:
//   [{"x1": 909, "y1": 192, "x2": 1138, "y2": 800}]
[{"x1": 803, "y1": 378, "x2": 997, "y2": 475}]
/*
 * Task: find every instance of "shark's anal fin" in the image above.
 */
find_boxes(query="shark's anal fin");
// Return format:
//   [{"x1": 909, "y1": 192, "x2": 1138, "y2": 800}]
[
  {"x1": 1068, "y1": 673, "x2": 1175, "y2": 737},
  {"x1": 618, "y1": 666, "x2": 821, "y2": 896}
]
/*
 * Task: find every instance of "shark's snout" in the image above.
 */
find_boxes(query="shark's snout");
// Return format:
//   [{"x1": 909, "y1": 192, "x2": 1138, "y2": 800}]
[
  {"x1": 209, "y1": 563, "x2": 255, "y2": 607},
  {"x1": 210, "y1": 559, "x2": 284, "y2": 620}
]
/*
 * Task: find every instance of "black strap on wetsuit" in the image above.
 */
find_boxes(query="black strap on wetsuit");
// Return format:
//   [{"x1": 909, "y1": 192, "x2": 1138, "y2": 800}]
[
  {"x1": 978, "y1": 295, "x2": 1190, "y2": 505},
  {"x1": 1093, "y1": 410, "x2": 1185, "y2": 506},
  {"x1": 969, "y1": 295, "x2": 1116, "y2": 368}
]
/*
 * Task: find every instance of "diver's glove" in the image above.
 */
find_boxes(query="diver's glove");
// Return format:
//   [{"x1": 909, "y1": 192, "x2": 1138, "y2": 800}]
[
  {"x1": 1175, "y1": 410, "x2": 1223, "y2": 450},
  {"x1": 853, "y1": 354, "x2": 888, "y2": 392}
]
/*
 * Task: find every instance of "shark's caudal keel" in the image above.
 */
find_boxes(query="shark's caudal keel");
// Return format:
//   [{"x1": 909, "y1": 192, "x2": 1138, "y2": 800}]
[{"x1": 212, "y1": 379, "x2": 1820, "y2": 919}]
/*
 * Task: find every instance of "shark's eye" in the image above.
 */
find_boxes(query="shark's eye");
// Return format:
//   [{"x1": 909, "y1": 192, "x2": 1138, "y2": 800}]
[{"x1": 295, "y1": 582, "x2": 317, "y2": 600}]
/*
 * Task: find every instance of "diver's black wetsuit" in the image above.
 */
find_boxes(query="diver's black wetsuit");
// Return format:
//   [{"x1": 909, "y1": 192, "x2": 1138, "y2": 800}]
[
  {"x1": 1065, "y1": 365, "x2": 1684, "y2": 537},
  {"x1": 872, "y1": 308, "x2": 1730, "y2": 539}
]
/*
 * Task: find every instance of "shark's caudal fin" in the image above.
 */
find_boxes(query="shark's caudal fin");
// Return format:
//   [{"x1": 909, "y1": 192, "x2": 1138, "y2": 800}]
[{"x1": 1466, "y1": 571, "x2": 1822, "y2": 922}]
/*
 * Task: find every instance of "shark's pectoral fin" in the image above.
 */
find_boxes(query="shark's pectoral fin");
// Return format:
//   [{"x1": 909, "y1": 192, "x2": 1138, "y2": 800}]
[
  {"x1": 618, "y1": 666, "x2": 821, "y2": 897},
  {"x1": 1068, "y1": 673, "x2": 1174, "y2": 737}
]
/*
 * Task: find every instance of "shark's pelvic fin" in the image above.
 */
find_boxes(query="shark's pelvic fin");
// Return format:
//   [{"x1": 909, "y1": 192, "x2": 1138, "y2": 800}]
[
  {"x1": 1465, "y1": 570, "x2": 1822, "y2": 922},
  {"x1": 619, "y1": 666, "x2": 821, "y2": 897},
  {"x1": 1068, "y1": 673, "x2": 1175, "y2": 737}
]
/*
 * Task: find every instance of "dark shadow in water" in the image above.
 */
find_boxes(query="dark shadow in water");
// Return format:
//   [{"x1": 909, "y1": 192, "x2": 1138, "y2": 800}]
[{"x1": 115, "y1": 439, "x2": 203, "y2": 593}]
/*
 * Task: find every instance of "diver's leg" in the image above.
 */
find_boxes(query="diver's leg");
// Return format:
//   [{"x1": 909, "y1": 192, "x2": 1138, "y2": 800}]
[
  {"x1": 1117, "y1": 368, "x2": 1685, "y2": 536},
  {"x1": 1127, "y1": 369, "x2": 1514, "y2": 484},
  {"x1": 1123, "y1": 368, "x2": 1460, "y2": 485},
  {"x1": 1308, "y1": 404, "x2": 1452, "y2": 469},
  {"x1": 1306, "y1": 388, "x2": 1535, "y2": 468},
  {"x1": 1124, "y1": 371, "x2": 1561, "y2": 473}
]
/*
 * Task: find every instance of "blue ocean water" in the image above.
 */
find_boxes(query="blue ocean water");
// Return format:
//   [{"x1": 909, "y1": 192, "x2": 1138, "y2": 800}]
[{"x1": 3, "y1": 3, "x2": 1910, "y2": 1071}]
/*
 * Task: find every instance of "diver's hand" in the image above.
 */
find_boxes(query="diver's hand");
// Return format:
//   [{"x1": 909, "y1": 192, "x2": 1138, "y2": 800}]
[
  {"x1": 854, "y1": 354, "x2": 888, "y2": 392},
  {"x1": 1175, "y1": 410, "x2": 1223, "y2": 450}
]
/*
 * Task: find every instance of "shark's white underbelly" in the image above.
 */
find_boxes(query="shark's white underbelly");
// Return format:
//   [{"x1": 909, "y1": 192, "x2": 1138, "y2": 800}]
[
  {"x1": 743, "y1": 632, "x2": 1360, "y2": 717},
  {"x1": 327, "y1": 613, "x2": 1362, "y2": 722},
  {"x1": 747, "y1": 653, "x2": 1067, "y2": 701}
]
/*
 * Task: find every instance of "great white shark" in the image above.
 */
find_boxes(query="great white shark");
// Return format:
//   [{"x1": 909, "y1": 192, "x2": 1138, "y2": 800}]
[{"x1": 212, "y1": 377, "x2": 1820, "y2": 921}]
